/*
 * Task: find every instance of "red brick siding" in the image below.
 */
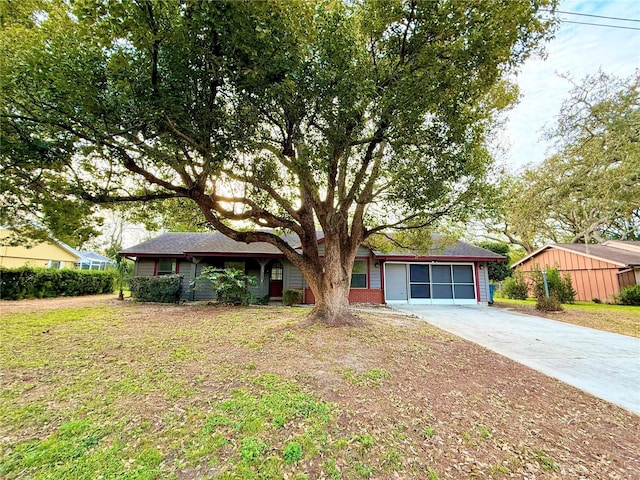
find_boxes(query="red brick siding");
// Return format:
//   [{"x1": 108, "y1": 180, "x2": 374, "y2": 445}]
[{"x1": 304, "y1": 288, "x2": 384, "y2": 304}]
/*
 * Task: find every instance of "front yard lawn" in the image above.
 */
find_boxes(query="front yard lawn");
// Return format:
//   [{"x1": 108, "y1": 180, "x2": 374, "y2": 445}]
[
  {"x1": 493, "y1": 297, "x2": 640, "y2": 338},
  {"x1": 1, "y1": 297, "x2": 638, "y2": 479}
]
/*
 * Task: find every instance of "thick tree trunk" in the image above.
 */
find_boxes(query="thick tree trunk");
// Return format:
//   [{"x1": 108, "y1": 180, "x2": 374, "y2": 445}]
[
  {"x1": 297, "y1": 232, "x2": 363, "y2": 326},
  {"x1": 306, "y1": 264, "x2": 363, "y2": 327}
]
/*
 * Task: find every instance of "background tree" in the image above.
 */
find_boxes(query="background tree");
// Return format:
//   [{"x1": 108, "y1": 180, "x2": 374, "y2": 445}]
[
  {"x1": 485, "y1": 71, "x2": 640, "y2": 249},
  {"x1": 1, "y1": 0, "x2": 556, "y2": 325},
  {"x1": 478, "y1": 241, "x2": 512, "y2": 281}
]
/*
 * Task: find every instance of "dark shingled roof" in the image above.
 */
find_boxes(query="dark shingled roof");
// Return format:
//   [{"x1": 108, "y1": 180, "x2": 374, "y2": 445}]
[
  {"x1": 549, "y1": 243, "x2": 640, "y2": 267},
  {"x1": 119, "y1": 232, "x2": 300, "y2": 257},
  {"x1": 120, "y1": 232, "x2": 505, "y2": 261},
  {"x1": 373, "y1": 237, "x2": 505, "y2": 261}
]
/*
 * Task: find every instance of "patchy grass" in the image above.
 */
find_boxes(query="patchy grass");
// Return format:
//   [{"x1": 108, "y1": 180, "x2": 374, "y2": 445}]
[
  {"x1": 492, "y1": 298, "x2": 640, "y2": 337},
  {"x1": 1, "y1": 298, "x2": 639, "y2": 479}
]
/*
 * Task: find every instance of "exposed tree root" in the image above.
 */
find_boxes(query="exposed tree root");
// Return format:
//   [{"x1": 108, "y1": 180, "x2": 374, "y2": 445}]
[{"x1": 299, "y1": 306, "x2": 365, "y2": 327}]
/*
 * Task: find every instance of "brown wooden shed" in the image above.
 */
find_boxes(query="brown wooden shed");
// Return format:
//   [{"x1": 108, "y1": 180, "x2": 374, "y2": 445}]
[{"x1": 511, "y1": 241, "x2": 640, "y2": 302}]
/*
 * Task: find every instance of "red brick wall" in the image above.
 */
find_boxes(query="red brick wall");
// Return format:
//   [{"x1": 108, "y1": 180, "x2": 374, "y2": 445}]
[{"x1": 304, "y1": 288, "x2": 384, "y2": 304}]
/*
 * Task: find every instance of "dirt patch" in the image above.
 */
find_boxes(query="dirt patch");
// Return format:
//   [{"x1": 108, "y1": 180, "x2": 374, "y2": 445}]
[{"x1": 2, "y1": 299, "x2": 639, "y2": 479}]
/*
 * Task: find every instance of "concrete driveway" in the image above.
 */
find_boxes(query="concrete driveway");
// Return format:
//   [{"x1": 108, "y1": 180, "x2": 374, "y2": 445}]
[{"x1": 392, "y1": 304, "x2": 640, "y2": 415}]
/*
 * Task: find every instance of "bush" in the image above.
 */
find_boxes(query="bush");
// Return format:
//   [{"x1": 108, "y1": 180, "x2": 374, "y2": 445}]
[
  {"x1": 129, "y1": 275, "x2": 183, "y2": 303},
  {"x1": 618, "y1": 285, "x2": 640, "y2": 306},
  {"x1": 531, "y1": 265, "x2": 575, "y2": 304},
  {"x1": 536, "y1": 293, "x2": 563, "y2": 312},
  {"x1": 283, "y1": 289, "x2": 303, "y2": 306},
  {"x1": 194, "y1": 267, "x2": 256, "y2": 305},
  {"x1": 502, "y1": 271, "x2": 529, "y2": 299},
  {"x1": 0, "y1": 267, "x2": 116, "y2": 300}
]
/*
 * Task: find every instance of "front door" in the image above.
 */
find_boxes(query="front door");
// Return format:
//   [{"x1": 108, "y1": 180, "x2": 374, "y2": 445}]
[{"x1": 269, "y1": 263, "x2": 284, "y2": 298}]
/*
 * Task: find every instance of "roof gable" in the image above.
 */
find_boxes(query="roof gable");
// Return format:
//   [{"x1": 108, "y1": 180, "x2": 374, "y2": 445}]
[{"x1": 512, "y1": 242, "x2": 640, "y2": 269}]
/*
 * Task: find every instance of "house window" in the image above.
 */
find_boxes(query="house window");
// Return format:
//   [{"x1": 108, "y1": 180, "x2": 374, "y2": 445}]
[
  {"x1": 48, "y1": 260, "x2": 62, "y2": 269},
  {"x1": 157, "y1": 258, "x2": 176, "y2": 275},
  {"x1": 350, "y1": 260, "x2": 367, "y2": 288},
  {"x1": 271, "y1": 263, "x2": 283, "y2": 280}
]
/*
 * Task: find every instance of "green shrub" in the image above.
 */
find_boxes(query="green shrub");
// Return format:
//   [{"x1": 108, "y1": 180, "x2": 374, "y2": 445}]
[
  {"x1": 283, "y1": 289, "x2": 303, "y2": 306},
  {"x1": 129, "y1": 275, "x2": 183, "y2": 303},
  {"x1": 502, "y1": 271, "x2": 529, "y2": 299},
  {"x1": 194, "y1": 267, "x2": 255, "y2": 305},
  {"x1": 618, "y1": 285, "x2": 640, "y2": 306},
  {"x1": 535, "y1": 293, "x2": 563, "y2": 312},
  {"x1": 531, "y1": 265, "x2": 575, "y2": 304},
  {"x1": 0, "y1": 267, "x2": 116, "y2": 300},
  {"x1": 254, "y1": 294, "x2": 270, "y2": 305}
]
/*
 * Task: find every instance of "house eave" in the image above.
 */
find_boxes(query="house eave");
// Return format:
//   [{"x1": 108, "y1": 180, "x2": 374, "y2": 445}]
[
  {"x1": 374, "y1": 255, "x2": 504, "y2": 263},
  {"x1": 183, "y1": 252, "x2": 285, "y2": 259}
]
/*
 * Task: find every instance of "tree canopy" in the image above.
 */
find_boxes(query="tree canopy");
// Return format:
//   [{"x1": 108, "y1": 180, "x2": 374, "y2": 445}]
[
  {"x1": 1, "y1": 0, "x2": 556, "y2": 323},
  {"x1": 486, "y1": 71, "x2": 640, "y2": 251}
]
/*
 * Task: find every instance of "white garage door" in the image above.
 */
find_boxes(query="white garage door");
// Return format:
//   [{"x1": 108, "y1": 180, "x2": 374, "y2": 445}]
[{"x1": 384, "y1": 262, "x2": 477, "y2": 305}]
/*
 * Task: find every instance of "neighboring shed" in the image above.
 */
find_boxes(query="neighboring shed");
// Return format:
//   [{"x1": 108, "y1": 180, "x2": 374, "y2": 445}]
[{"x1": 511, "y1": 241, "x2": 640, "y2": 302}]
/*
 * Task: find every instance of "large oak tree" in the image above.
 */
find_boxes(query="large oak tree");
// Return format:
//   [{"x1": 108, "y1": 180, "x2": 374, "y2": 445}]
[
  {"x1": 1, "y1": 0, "x2": 555, "y2": 324},
  {"x1": 485, "y1": 71, "x2": 640, "y2": 252}
]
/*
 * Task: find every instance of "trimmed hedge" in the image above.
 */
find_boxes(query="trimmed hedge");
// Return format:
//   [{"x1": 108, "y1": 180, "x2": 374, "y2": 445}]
[
  {"x1": 283, "y1": 289, "x2": 303, "y2": 306},
  {"x1": 129, "y1": 275, "x2": 183, "y2": 303},
  {"x1": 0, "y1": 267, "x2": 116, "y2": 300}
]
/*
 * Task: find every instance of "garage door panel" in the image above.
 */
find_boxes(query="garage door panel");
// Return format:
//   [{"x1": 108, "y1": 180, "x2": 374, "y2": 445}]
[
  {"x1": 385, "y1": 264, "x2": 408, "y2": 301},
  {"x1": 454, "y1": 284, "x2": 475, "y2": 299},
  {"x1": 453, "y1": 265, "x2": 474, "y2": 283},
  {"x1": 432, "y1": 284, "x2": 453, "y2": 299},
  {"x1": 410, "y1": 264, "x2": 429, "y2": 282},
  {"x1": 410, "y1": 284, "x2": 430, "y2": 298},
  {"x1": 432, "y1": 265, "x2": 452, "y2": 283}
]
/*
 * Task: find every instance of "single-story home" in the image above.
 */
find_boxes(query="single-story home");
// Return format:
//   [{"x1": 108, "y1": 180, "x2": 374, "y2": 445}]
[
  {"x1": 511, "y1": 240, "x2": 640, "y2": 302},
  {"x1": 119, "y1": 232, "x2": 505, "y2": 305},
  {"x1": 0, "y1": 228, "x2": 113, "y2": 270}
]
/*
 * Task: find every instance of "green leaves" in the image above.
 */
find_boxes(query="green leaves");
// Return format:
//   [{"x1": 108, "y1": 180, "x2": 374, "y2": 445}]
[
  {"x1": 493, "y1": 71, "x2": 640, "y2": 249},
  {"x1": 2, "y1": 0, "x2": 557, "y2": 303},
  {"x1": 195, "y1": 267, "x2": 257, "y2": 305}
]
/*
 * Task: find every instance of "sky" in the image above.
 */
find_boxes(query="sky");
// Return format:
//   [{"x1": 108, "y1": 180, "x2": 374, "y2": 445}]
[{"x1": 503, "y1": 0, "x2": 640, "y2": 172}]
